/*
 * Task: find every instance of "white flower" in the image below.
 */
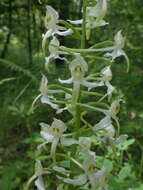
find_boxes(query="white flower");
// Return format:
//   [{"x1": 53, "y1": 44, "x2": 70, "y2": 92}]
[
  {"x1": 39, "y1": 119, "x2": 77, "y2": 159},
  {"x1": 44, "y1": 36, "x2": 68, "y2": 69},
  {"x1": 101, "y1": 99, "x2": 121, "y2": 127},
  {"x1": 42, "y1": 6, "x2": 72, "y2": 49},
  {"x1": 93, "y1": 116, "x2": 115, "y2": 139},
  {"x1": 104, "y1": 31, "x2": 129, "y2": 71},
  {"x1": 103, "y1": 100, "x2": 121, "y2": 123},
  {"x1": 63, "y1": 174, "x2": 87, "y2": 186},
  {"x1": 39, "y1": 119, "x2": 66, "y2": 157},
  {"x1": 68, "y1": 0, "x2": 108, "y2": 32},
  {"x1": 32, "y1": 74, "x2": 59, "y2": 110},
  {"x1": 87, "y1": 0, "x2": 108, "y2": 28},
  {"x1": 81, "y1": 99, "x2": 121, "y2": 127},
  {"x1": 109, "y1": 99, "x2": 121, "y2": 123},
  {"x1": 82, "y1": 153, "x2": 107, "y2": 189},
  {"x1": 114, "y1": 134, "x2": 128, "y2": 144},
  {"x1": 63, "y1": 152, "x2": 107, "y2": 190},
  {"x1": 27, "y1": 160, "x2": 50, "y2": 190},
  {"x1": 101, "y1": 66, "x2": 114, "y2": 95},
  {"x1": 59, "y1": 55, "x2": 103, "y2": 103}
]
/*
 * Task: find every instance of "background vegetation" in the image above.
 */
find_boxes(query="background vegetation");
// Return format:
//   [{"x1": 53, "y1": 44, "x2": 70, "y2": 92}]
[{"x1": 0, "y1": 0, "x2": 143, "y2": 189}]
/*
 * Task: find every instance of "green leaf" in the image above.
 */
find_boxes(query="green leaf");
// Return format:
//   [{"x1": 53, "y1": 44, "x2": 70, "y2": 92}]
[
  {"x1": 103, "y1": 159, "x2": 113, "y2": 173},
  {"x1": 58, "y1": 160, "x2": 70, "y2": 168},
  {"x1": 117, "y1": 139, "x2": 135, "y2": 151},
  {"x1": 118, "y1": 164, "x2": 132, "y2": 181}
]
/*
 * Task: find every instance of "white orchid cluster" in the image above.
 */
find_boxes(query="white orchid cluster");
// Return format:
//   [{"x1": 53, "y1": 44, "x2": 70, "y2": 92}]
[{"x1": 28, "y1": 1, "x2": 129, "y2": 190}]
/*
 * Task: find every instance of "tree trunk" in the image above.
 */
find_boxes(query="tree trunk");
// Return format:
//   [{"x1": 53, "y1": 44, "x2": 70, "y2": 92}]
[{"x1": 1, "y1": 0, "x2": 12, "y2": 58}]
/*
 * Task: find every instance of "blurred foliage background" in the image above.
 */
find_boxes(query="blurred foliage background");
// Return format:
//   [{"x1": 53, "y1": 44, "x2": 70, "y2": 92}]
[{"x1": 0, "y1": 0, "x2": 143, "y2": 189}]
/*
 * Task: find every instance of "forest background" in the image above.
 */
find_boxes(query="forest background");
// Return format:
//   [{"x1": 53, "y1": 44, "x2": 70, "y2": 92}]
[{"x1": 0, "y1": 0, "x2": 143, "y2": 189}]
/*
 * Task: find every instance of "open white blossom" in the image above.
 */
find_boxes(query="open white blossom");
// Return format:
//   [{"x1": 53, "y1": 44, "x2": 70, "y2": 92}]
[
  {"x1": 45, "y1": 36, "x2": 68, "y2": 69},
  {"x1": 59, "y1": 54, "x2": 103, "y2": 103},
  {"x1": 82, "y1": 99, "x2": 121, "y2": 128},
  {"x1": 39, "y1": 119, "x2": 77, "y2": 158},
  {"x1": 100, "y1": 66, "x2": 114, "y2": 95},
  {"x1": 68, "y1": 0, "x2": 108, "y2": 37},
  {"x1": 103, "y1": 99, "x2": 121, "y2": 127},
  {"x1": 104, "y1": 31, "x2": 129, "y2": 71},
  {"x1": 32, "y1": 74, "x2": 60, "y2": 110},
  {"x1": 42, "y1": 5, "x2": 72, "y2": 49},
  {"x1": 87, "y1": 0, "x2": 108, "y2": 28},
  {"x1": 93, "y1": 116, "x2": 115, "y2": 139},
  {"x1": 63, "y1": 152, "x2": 107, "y2": 190},
  {"x1": 27, "y1": 160, "x2": 50, "y2": 190}
]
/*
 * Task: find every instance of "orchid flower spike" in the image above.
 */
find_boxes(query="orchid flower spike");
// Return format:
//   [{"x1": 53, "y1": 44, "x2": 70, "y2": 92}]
[
  {"x1": 42, "y1": 6, "x2": 72, "y2": 50},
  {"x1": 27, "y1": 160, "x2": 50, "y2": 190},
  {"x1": 39, "y1": 119, "x2": 77, "y2": 160}
]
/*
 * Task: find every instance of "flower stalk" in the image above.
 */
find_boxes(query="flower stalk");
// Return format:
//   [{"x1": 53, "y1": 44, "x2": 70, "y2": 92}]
[{"x1": 28, "y1": 1, "x2": 131, "y2": 190}]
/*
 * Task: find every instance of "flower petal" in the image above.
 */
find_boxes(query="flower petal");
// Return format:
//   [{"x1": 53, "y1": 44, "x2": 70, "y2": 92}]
[
  {"x1": 41, "y1": 95, "x2": 59, "y2": 110},
  {"x1": 59, "y1": 77, "x2": 73, "y2": 84},
  {"x1": 35, "y1": 160, "x2": 44, "y2": 176},
  {"x1": 81, "y1": 80, "x2": 104, "y2": 91},
  {"x1": 39, "y1": 74, "x2": 48, "y2": 95},
  {"x1": 56, "y1": 107, "x2": 68, "y2": 114},
  {"x1": 105, "y1": 81, "x2": 114, "y2": 95},
  {"x1": 53, "y1": 166, "x2": 69, "y2": 176},
  {"x1": 35, "y1": 176, "x2": 46, "y2": 190},
  {"x1": 51, "y1": 118, "x2": 67, "y2": 135},
  {"x1": 94, "y1": 116, "x2": 112, "y2": 130},
  {"x1": 60, "y1": 137, "x2": 78, "y2": 146},
  {"x1": 56, "y1": 29, "x2": 73, "y2": 36},
  {"x1": 37, "y1": 141, "x2": 49, "y2": 149},
  {"x1": 42, "y1": 29, "x2": 53, "y2": 51},
  {"x1": 114, "y1": 134, "x2": 128, "y2": 144},
  {"x1": 40, "y1": 122, "x2": 54, "y2": 142},
  {"x1": 68, "y1": 19, "x2": 83, "y2": 25},
  {"x1": 64, "y1": 174, "x2": 87, "y2": 186},
  {"x1": 93, "y1": 167, "x2": 107, "y2": 188}
]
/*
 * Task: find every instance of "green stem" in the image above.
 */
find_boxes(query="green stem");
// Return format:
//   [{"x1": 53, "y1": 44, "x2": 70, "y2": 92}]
[
  {"x1": 72, "y1": 81, "x2": 81, "y2": 104},
  {"x1": 73, "y1": 0, "x2": 87, "y2": 131},
  {"x1": 82, "y1": 91, "x2": 103, "y2": 97},
  {"x1": 81, "y1": 0, "x2": 86, "y2": 49},
  {"x1": 50, "y1": 138, "x2": 59, "y2": 162},
  {"x1": 59, "y1": 45, "x2": 109, "y2": 53},
  {"x1": 48, "y1": 84, "x2": 72, "y2": 94},
  {"x1": 51, "y1": 44, "x2": 113, "y2": 54},
  {"x1": 72, "y1": 81, "x2": 81, "y2": 130}
]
